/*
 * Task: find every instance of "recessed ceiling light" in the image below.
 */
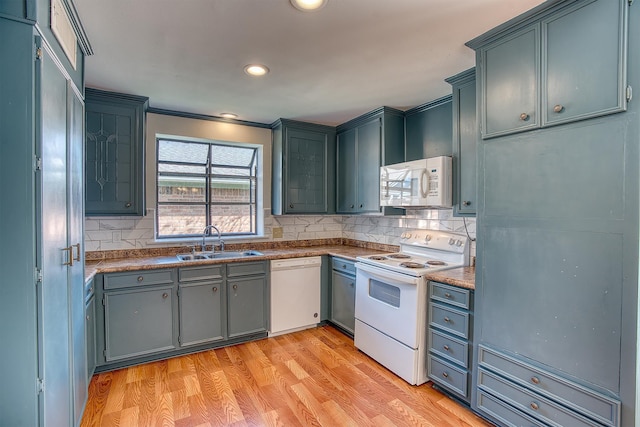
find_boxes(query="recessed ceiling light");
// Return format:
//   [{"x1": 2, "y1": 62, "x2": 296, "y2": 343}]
[
  {"x1": 220, "y1": 113, "x2": 238, "y2": 119},
  {"x1": 290, "y1": 0, "x2": 327, "y2": 11},
  {"x1": 244, "y1": 64, "x2": 269, "y2": 76}
]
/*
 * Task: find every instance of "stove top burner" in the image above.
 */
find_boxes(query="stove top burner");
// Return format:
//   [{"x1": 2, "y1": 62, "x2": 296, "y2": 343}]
[
  {"x1": 387, "y1": 253, "x2": 411, "y2": 259},
  {"x1": 426, "y1": 260, "x2": 446, "y2": 266},
  {"x1": 368, "y1": 256, "x2": 388, "y2": 261},
  {"x1": 399, "y1": 261, "x2": 426, "y2": 269}
]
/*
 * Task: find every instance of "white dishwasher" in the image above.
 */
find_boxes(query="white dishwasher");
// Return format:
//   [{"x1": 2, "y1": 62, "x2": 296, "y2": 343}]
[{"x1": 269, "y1": 256, "x2": 322, "y2": 336}]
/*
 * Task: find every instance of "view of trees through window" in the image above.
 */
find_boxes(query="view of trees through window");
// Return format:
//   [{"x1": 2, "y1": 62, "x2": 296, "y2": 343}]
[{"x1": 156, "y1": 138, "x2": 258, "y2": 238}]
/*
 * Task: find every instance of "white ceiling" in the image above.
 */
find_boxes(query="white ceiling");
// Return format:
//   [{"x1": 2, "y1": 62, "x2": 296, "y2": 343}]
[{"x1": 74, "y1": 0, "x2": 545, "y2": 126}]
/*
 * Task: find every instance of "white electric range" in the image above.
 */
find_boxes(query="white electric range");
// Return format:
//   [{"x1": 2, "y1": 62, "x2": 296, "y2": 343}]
[{"x1": 354, "y1": 229, "x2": 469, "y2": 385}]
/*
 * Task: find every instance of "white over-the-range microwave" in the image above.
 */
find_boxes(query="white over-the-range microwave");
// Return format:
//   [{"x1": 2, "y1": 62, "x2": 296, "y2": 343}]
[{"x1": 380, "y1": 156, "x2": 452, "y2": 208}]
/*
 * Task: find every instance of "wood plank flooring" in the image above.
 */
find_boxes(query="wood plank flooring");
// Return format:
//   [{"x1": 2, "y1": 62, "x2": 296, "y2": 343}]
[{"x1": 81, "y1": 325, "x2": 493, "y2": 426}]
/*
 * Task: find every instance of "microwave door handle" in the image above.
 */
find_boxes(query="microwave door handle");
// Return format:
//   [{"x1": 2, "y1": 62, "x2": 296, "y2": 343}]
[{"x1": 420, "y1": 169, "x2": 429, "y2": 198}]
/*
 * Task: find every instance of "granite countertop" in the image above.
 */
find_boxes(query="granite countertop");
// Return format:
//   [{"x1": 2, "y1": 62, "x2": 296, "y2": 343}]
[{"x1": 85, "y1": 245, "x2": 475, "y2": 290}]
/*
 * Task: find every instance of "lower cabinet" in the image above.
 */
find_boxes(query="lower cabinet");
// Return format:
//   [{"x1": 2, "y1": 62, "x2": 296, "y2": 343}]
[
  {"x1": 330, "y1": 257, "x2": 356, "y2": 335},
  {"x1": 427, "y1": 281, "x2": 473, "y2": 403},
  {"x1": 95, "y1": 261, "x2": 268, "y2": 370},
  {"x1": 85, "y1": 293, "x2": 96, "y2": 382},
  {"x1": 104, "y1": 284, "x2": 177, "y2": 361}
]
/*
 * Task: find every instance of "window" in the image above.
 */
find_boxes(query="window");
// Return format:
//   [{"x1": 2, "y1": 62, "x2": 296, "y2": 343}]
[{"x1": 156, "y1": 138, "x2": 260, "y2": 238}]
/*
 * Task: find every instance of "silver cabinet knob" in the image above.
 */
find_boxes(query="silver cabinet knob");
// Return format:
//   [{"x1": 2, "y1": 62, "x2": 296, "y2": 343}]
[
  {"x1": 350, "y1": 204, "x2": 354, "y2": 209},
  {"x1": 444, "y1": 293, "x2": 451, "y2": 299},
  {"x1": 233, "y1": 284, "x2": 238, "y2": 290},
  {"x1": 313, "y1": 313, "x2": 318, "y2": 318},
  {"x1": 519, "y1": 113, "x2": 529, "y2": 121},
  {"x1": 442, "y1": 372, "x2": 449, "y2": 378},
  {"x1": 444, "y1": 317, "x2": 451, "y2": 323},
  {"x1": 462, "y1": 201, "x2": 471, "y2": 206},
  {"x1": 125, "y1": 202, "x2": 132, "y2": 208},
  {"x1": 530, "y1": 402, "x2": 539, "y2": 411},
  {"x1": 162, "y1": 293, "x2": 168, "y2": 299},
  {"x1": 531, "y1": 376, "x2": 540, "y2": 384},
  {"x1": 553, "y1": 104, "x2": 564, "y2": 113},
  {"x1": 212, "y1": 287, "x2": 218, "y2": 292},
  {"x1": 137, "y1": 276, "x2": 144, "y2": 282},
  {"x1": 443, "y1": 345, "x2": 450, "y2": 351},
  {"x1": 289, "y1": 204, "x2": 294, "y2": 209}
]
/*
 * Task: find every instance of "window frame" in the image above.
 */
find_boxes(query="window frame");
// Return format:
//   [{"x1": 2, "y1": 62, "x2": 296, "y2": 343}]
[{"x1": 155, "y1": 137, "x2": 260, "y2": 239}]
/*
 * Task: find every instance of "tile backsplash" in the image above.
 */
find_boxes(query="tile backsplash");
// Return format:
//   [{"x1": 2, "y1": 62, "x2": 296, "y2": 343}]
[{"x1": 85, "y1": 208, "x2": 476, "y2": 255}]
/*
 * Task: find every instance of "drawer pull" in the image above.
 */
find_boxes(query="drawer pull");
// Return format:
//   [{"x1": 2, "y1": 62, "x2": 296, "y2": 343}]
[
  {"x1": 212, "y1": 286, "x2": 218, "y2": 292},
  {"x1": 443, "y1": 317, "x2": 451, "y2": 323},
  {"x1": 289, "y1": 204, "x2": 294, "y2": 209},
  {"x1": 233, "y1": 284, "x2": 238, "y2": 290},
  {"x1": 519, "y1": 112, "x2": 529, "y2": 121},
  {"x1": 137, "y1": 276, "x2": 144, "y2": 282},
  {"x1": 125, "y1": 202, "x2": 132, "y2": 208},
  {"x1": 350, "y1": 282, "x2": 354, "y2": 287},
  {"x1": 553, "y1": 104, "x2": 564, "y2": 113},
  {"x1": 530, "y1": 402, "x2": 539, "y2": 411},
  {"x1": 86, "y1": 315, "x2": 90, "y2": 321},
  {"x1": 444, "y1": 293, "x2": 451, "y2": 298},
  {"x1": 162, "y1": 292, "x2": 168, "y2": 299},
  {"x1": 531, "y1": 376, "x2": 540, "y2": 385},
  {"x1": 443, "y1": 345, "x2": 450, "y2": 351},
  {"x1": 342, "y1": 264, "x2": 347, "y2": 268},
  {"x1": 442, "y1": 372, "x2": 449, "y2": 378}
]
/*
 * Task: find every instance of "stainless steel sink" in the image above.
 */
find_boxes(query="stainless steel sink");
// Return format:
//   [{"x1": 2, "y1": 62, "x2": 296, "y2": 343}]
[{"x1": 176, "y1": 250, "x2": 263, "y2": 261}]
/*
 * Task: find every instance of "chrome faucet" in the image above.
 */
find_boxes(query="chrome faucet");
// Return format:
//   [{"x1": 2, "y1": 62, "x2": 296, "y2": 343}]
[{"x1": 202, "y1": 225, "x2": 224, "y2": 252}]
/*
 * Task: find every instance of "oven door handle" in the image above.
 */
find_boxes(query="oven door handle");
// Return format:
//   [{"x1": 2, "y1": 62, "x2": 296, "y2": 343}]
[{"x1": 355, "y1": 262, "x2": 421, "y2": 286}]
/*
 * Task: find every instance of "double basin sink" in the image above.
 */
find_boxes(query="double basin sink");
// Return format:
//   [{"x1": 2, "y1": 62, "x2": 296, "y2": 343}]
[{"x1": 176, "y1": 250, "x2": 263, "y2": 262}]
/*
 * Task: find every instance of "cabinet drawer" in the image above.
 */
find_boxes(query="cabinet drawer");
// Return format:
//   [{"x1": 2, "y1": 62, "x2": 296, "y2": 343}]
[
  {"x1": 478, "y1": 368, "x2": 601, "y2": 427},
  {"x1": 332, "y1": 257, "x2": 356, "y2": 275},
  {"x1": 478, "y1": 345, "x2": 620, "y2": 426},
  {"x1": 428, "y1": 355, "x2": 468, "y2": 398},
  {"x1": 477, "y1": 390, "x2": 544, "y2": 427},
  {"x1": 429, "y1": 328, "x2": 468, "y2": 368},
  {"x1": 178, "y1": 265, "x2": 223, "y2": 282},
  {"x1": 227, "y1": 261, "x2": 267, "y2": 278},
  {"x1": 430, "y1": 281, "x2": 471, "y2": 309},
  {"x1": 104, "y1": 269, "x2": 174, "y2": 290},
  {"x1": 429, "y1": 302, "x2": 469, "y2": 339}
]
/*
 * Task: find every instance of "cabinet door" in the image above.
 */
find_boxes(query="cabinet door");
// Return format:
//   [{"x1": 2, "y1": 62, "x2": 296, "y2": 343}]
[
  {"x1": 179, "y1": 280, "x2": 224, "y2": 346},
  {"x1": 336, "y1": 128, "x2": 357, "y2": 213},
  {"x1": 85, "y1": 295, "x2": 96, "y2": 382},
  {"x1": 285, "y1": 129, "x2": 328, "y2": 213},
  {"x1": 454, "y1": 78, "x2": 477, "y2": 216},
  {"x1": 104, "y1": 285, "x2": 176, "y2": 361},
  {"x1": 331, "y1": 270, "x2": 355, "y2": 334},
  {"x1": 481, "y1": 24, "x2": 540, "y2": 138},
  {"x1": 356, "y1": 118, "x2": 381, "y2": 213},
  {"x1": 543, "y1": 0, "x2": 626, "y2": 126},
  {"x1": 227, "y1": 276, "x2": 267, "y2": 338}
]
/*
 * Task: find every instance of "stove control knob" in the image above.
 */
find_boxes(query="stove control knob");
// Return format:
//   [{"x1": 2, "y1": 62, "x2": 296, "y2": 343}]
[
  {"x1": 455, "y1": 240, "x2": 462, "y2": 247},
  {"x1": 405, "y1": 233, "x2": 412, "y2": 239},
  {"x1": 448, "y1": 238, "x2": 455, "y2": 245},
  {"x1": 425, "y1": 235, "x2": 432, "y2": 242}
]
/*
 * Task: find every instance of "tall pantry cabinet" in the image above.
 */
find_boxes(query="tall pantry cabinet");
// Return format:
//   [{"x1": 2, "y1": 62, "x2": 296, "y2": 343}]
[{"x1": 0, "y1": 2, "x2": 91, "y2": 426}]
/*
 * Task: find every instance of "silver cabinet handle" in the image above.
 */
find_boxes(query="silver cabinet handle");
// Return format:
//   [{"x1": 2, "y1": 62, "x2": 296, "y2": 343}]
[
  {"x1": 443, "y1": 345, "x2": 450, "y2": 351},
  {"x1": 530, "y1": 402, "x2": 539, "y2": 411},
  {"x1": 213, "y1": 286, "x2": 218, "y2": 292},
  {"x1": 553, "y1": 104, "x2": 564, "y2": 113},
  {"x1": 62, "y1": 247, "x2": 73, "y2": 266},
  {"x1": 137, "y1": 276, "x2": 144, "y2": 282},
  {"x1": 443, "y1": 317, "x2": 451, "y2": 323},
  {"x1": 233, "y1": 284, "x2": 238, "y2": 290},
  {"x1": 444, "y1": 293, "x2": 451, "y2": 299},
  {"x1": 125, "y1": 202, "x2": 132, "y2": 208},
  {"x1": 531, "y1": 376, "x2": 540, "y2": 385},
  {"x1": 162, "y1": 293, "x2": 168, "y2": 299},
  {"x1": 72, "y1": 243, "x2": 81, "y2": 262},
  {"x1": 442, "y1": 372, "x2": 449, "y2": 378},
  {"x1": 519, "y1": 113, "x2": 529, "y2": 121}
]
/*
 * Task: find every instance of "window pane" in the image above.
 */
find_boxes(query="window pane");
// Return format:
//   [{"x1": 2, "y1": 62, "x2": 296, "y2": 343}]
[
  {"x1": 211, "y1": 166, "x2": 251, "y2": 177},
  {"x1": 211, "y1": 144, "x2": 255, "y2": 167},
  {"x1": 158, "y1": 204, "x2": 206, "y2": 236},
  {"x1": 158, "y1": 140, "x2": 208, "y2": 164},
  {"x1": 211, "y1": 204, "x2": 254, "y2": 234},
  {"x1": 158, "y1": 176, "x2": 206, "y2": 203},
  {"x1": 211, "y1": 179, "x2": 253, "y2": 203},
  {"x1": 158, "y1": 163, "x2": 206, "y2": 174}
]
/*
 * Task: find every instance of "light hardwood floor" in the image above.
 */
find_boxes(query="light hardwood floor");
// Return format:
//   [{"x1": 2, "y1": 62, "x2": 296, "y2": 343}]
[{"x1": 81, "y1": 325, "x2": 493, "y2": 426}]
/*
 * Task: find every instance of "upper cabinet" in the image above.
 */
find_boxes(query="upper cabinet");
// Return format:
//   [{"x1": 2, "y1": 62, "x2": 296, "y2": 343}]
[
  {"x1": 271, "y1": 119, "x2": 336, "y2": 215},
  {"x1": 469, "y1": 0, "x2": 628, "y2": 139},
  {"x1": 85, "y1": 89, "x2": 148, "y2": 216},
  {"x1": 405, "y1": 96, "x2": 453, "y2": 161},
  {"x1": 336, "y1": 107, "x2": 404, "y2": 214},
  {"x1": 446, "y1": 69, "x2": 477, "y2": 217}
]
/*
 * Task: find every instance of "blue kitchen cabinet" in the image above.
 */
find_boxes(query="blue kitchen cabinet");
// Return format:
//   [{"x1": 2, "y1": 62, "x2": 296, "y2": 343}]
[
  {"x1": 272, "y1": 119, "x2": 336, "y2": 214},
  {"x1": 404, "y1": 96, "x2": 453, "y2": 161},
  {"x1": 475, "y1": 0, "x2": 628, "y2": 139},
  {"x1": 336, "y1": 107, "x2": 405, "y2": 214},
  {"x1": 85, "y1": 285, "x2": 96, "y2": 383},
  {"x1": 0, "y1": 8, "x2": 90, "y2": 425},
  {"x1": 330, "y1": 257, "x2": 356, "y2": 336},
  {"x1": 446, "y1": 69, "x2": 477, "y2": 216},
  {"x1": 227, "y1": 261, "x2": 269, "y2": 338},
  {"x1": 85, "y1": 88, "x2": 148, "y2": 216},
  {"x1": 178, "y1": 265, "x2": 225, "y2": 346},
  {"x1": 467, "y1": 0, "x2": 635, "y2": 425},
  {"x1": 103, "y1": 270, "x2": 178, "y2": 361}
]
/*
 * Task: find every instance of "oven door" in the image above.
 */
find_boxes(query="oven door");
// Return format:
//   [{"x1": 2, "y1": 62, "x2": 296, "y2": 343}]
[{"x1": 354, "y1": 262, "x2": 425, "y2": 348}]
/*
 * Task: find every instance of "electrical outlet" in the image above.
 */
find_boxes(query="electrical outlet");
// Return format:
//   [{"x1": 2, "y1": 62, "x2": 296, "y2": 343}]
[{"x1": 272, "y1": 227, "x2": 283, "y2": 238}]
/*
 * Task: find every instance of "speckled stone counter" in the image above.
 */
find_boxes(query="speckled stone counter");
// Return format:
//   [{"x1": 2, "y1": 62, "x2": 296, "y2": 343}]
[{"x1": 425, "y1": 266, "x2": 475, "y2": 290}]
